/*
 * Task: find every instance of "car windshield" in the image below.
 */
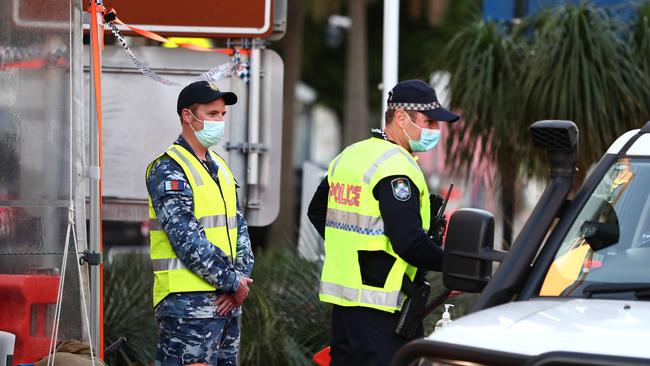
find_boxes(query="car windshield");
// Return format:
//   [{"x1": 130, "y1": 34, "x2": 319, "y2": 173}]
[{"x1": 539, "y1": 158, "x2": 650, "y2": 299}]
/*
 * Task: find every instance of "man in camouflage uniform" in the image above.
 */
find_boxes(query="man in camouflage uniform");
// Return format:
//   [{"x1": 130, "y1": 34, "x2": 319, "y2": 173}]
[{"x1": 146, "y1": 81, "x2": 254, "y2": 365}]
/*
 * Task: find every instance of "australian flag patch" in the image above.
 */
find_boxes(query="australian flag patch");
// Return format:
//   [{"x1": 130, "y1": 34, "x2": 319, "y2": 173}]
[
  {"x1": 391, "y1": 178, "x2": 411, "y2": 201},
  {"x1": 164, "y1": 180, "x2": 185, "y2": 192}
]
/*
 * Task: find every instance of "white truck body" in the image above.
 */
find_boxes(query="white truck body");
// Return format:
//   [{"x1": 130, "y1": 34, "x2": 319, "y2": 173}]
[
  {"x1": 394, "y1": 121, "x2": 650, "y2": 365},
  {"x1": 431, "y1": 299, "x2": 650, "y2": 358}
]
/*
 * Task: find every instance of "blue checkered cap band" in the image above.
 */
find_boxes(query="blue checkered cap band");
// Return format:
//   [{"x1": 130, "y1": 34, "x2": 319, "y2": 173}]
[{"x1": 387, "y1": 101, "x2": 442, "y2": 111}]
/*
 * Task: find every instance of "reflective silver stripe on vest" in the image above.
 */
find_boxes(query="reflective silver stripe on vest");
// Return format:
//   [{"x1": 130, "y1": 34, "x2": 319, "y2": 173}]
[
  {"x1": 151, "y1": 258, "x2": 187, "y2": 271},
  {"x1": 199, "y1": 215, "x2": 237, "y2": 230},
  {"x1": 362, "y1": 148, "x2": 402, "y2": 184},
  {"x1": 170, "y1": 146, "x2": 204, "y2": 186},
  {"x1": 209, "y1": 152, "x2": 232, "y2": 185},
  {"x1": 360, "y1": 288, "x2": 402, "y2": 307},
  {"x1": 362, "y1": 147, "x2": 421, "y2": 184},
  {"x1": 320, "y1": 281, "x2": 403, "y2": 307},
  {"x1": 329, "y1": 154, "x2": 344, "y2": 177},
  {"x1": 320, "y1": 281, "x2": 359, "y2": 302},
  {"x1": 325, "y1": 208, "x2": 384, "y2": 234},
  {"x1": 150, "y1": 215, "x2": 235, "y2": 232}
]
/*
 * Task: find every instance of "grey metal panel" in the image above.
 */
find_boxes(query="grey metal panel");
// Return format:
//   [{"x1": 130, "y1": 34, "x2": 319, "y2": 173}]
[
  {"x1": 82, "y1": 46, "x2": 283, "y2": 226},
  {"x1": 243, "y1": 50, "x2": 283, "y2": 226},
  {"x1": 85, "y1": 199, "x2": 148, "y2": 222},
  {"x1": 83, "y1": 45, "x2": 239, "y2": 201},
  {"x1": 267, "y1": 0, "x2": 288, "y2": 41}
]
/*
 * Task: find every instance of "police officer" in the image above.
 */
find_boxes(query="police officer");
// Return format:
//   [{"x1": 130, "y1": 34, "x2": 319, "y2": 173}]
[
  {"x1": 146, "y1": 81, "x2": 254, "y2": 365},
  {"x1": 308, "y1": 80, "x2": 460, "y2": 366}
]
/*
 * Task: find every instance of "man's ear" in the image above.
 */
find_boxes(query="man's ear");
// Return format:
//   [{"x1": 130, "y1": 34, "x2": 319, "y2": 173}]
[
  {"x1": 394, "y1": 109, "x2": 408, "y2": 129},
  {"x1": 181, "y1": 109, "x2": 193, "y2": 125}
]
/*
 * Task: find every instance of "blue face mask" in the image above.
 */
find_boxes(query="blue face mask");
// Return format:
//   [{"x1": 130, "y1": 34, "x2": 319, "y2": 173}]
[
  {"x1": 188, "y1": 111, "x2": 226, "y2": 148},
  {"x1": 402, "y1": 113, "x2": 441, "y2": 152}
]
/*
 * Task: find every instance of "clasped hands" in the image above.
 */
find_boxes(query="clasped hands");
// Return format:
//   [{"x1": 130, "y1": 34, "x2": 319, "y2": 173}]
[{"x1": 215, "y1": 276, "x2": 253, "y2": 316}]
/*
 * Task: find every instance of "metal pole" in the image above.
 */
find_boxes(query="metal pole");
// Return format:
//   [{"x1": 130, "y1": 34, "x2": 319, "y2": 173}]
[
  {"x1": 382, "y1": 0, "x2": 399, "y2": 129},
  {"x1": 72, "y1": 0, "x2": 92, "y2": 345},
  {"x1": 88, "y1": 7, "x2": 102, "y2": 357},
  {"x1": 246, "y1": 45, "x2": 262, "y2": 212},
  {"x1": 226, "y1": 50, "x2": 249, "y2": 194}
]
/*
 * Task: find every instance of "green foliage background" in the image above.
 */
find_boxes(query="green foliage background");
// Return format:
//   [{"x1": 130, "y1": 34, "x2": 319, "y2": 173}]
[
  {"x1": 239, "y1": 248, "x2": 331, "y2": 365},
  {"x1": 103, "y1": 249, "x2": 476, "y2": 365},
  {"x1": 296, "y1": 0, "x2": 481, "y2": 124},
  {"x1": 103, "y1": 249, "x2": 332, "y2": 366},
  {"x1": 442, "y1": 1, "x2": 650, "y2": 182},
  {"x1": 104, "y1": 253, "x2": 157, "y2": 365}
]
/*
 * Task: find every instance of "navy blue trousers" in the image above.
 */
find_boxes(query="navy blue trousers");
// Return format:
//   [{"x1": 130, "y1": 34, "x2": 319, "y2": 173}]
[{"x1": 330, "y1": 305, "x2": 423, "y2": 366}]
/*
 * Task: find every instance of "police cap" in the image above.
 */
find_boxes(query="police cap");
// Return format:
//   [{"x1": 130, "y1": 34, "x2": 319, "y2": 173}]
[{"x1": 387, "y1": 79, "x2": 460, "y2": 122}]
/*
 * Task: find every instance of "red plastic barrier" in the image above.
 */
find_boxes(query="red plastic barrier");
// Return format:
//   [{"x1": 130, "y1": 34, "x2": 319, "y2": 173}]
[
  {"x1": 313, "y1": 346, "x2": 331, "y2": 366},
  {"x1": 0, "y1": 274, "x2": 60, "y2": 365}
]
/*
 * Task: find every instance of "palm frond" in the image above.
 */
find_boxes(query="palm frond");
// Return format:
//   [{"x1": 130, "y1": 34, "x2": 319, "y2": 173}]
[
  {"x1": 104, "y1": 253, "x2": 157, "y2": 365},
  {"x1": 240, "y1": 247, "x2": 330, "y2": 365},
  {"x1": 443, "y1": 20, "x2": 527, "y2": 173},
  {"x1": 633, "y1": 1, "x2": 650, "y2": 80},
  {"x1": 522, "y1": 2, "x2": 650, "y2": 174}
]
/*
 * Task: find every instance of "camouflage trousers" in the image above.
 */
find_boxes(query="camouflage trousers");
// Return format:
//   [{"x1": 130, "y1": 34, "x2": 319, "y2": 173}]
[{"x1": 155, "y1": 316, "x2": 240, "y2": 365}]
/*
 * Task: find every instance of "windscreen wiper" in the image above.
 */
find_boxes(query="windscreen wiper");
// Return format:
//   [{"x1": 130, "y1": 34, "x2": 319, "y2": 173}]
[{"x1": 582, "y1": 282, "x2": 650, "y2": 299}]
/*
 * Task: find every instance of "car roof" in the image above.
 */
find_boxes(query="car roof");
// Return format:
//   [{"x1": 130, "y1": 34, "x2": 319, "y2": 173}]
[{"x1": 606, "y1": 121, "x2": 650, "y2": 156}]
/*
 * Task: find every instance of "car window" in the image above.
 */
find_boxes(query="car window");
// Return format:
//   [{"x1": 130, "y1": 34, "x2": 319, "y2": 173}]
[{"x1": 539, "y1": 158, "x2": 650, "y2": 297}]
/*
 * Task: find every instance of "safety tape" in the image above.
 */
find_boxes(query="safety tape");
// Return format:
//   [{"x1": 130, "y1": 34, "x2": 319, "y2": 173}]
[
  {"x1": 111, "y1": 17, "x2": 250, "y2": 56},
  {"x1": 106, "y1": 22, "x2": 180, "y2": 86},
  {"x1": 98, "y1": 10, "x2": 251, "y2": 86},
  {"x1": 105, "y1": 21, "x2": 250, "y2": 86},
  {"x1": 194, "y1": 50, "x2": 250, "y2": 84}
]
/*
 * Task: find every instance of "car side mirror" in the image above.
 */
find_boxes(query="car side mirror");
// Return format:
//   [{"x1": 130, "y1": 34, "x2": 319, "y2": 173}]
[
  {"x1": 581, "y1": 199, "x2": 620, "y2": 251},
  {"x1": 443, "y1": 208, "x2": 505, "y2": 293}
]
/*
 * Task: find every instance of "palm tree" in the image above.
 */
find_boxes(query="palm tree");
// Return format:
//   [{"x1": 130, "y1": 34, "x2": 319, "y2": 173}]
[
  {"x1": 240, "y1": 247, "x2": 331, "y2": 365},
  {"x1": 440, "y1": 1, "x2": 650, "y2": 247},
  {"x1": 441, "y1": 20, "x2": 526, "y2": 248},
  {"x1": 522, "y1": 2, "x2": 649, "y2": 182},
  {"x1": 634, "y1": 0, "x2": 650, "y2": 77},
  {"x1": 104, "y1": 253, "x2": 157, "y2": 365}
]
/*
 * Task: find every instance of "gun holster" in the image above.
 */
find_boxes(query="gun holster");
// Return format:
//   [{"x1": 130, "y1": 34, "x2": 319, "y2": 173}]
[{"x1": 395, "y1": 276, "x2": 431, "y2": 339}]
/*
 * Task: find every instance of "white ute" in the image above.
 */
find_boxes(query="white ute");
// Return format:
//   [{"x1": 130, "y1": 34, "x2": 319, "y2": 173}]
[{"x1": 393, "y1": 120, "x2": 650, "y2": 366}]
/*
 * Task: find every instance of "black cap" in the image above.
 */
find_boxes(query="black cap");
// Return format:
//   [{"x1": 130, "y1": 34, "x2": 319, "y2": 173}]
[
  {"x1": 387, "y1": 79, "x2": 460, "y2": 122},
  {"x1": 177, "y1": 80, "x2": 238, "y2": 115}
]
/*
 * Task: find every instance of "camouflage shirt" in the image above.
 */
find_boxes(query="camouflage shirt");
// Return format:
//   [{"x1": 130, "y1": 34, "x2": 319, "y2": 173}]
[{"x1": 146, "y1": 136, "x2": 254, "y2": 318}]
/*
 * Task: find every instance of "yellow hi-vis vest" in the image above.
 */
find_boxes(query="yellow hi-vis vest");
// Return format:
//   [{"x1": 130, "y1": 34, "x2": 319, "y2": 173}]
[
  {"x1": 147, "y1": 144, "x2": 238, "y2": 307},
  {"x1": 320, "y1": 137, "x2": 431, "y2": 313}
]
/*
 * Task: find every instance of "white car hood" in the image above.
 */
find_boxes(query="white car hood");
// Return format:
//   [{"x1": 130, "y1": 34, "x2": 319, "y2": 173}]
[{"x1": 428, "y1": 299, "x2": 650, "y2": 359}]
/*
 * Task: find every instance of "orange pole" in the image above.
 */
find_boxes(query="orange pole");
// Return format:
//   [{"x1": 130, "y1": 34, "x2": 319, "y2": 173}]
[{"x1": 89, "y1": 1, "x2": 105, "y2": 359}]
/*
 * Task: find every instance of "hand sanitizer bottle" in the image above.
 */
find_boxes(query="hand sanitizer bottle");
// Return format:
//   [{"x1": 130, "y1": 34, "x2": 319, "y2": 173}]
[{"x1": 434, "y1": 304, "x2": 455, "y2": 332}]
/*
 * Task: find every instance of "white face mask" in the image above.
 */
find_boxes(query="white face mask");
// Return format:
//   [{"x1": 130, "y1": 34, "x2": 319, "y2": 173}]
[
  {"x1": 402, "y1": 112, "x2": 441, "y2": 152},
  {"x1": 188, "y1": 110, "x2": 226, "y2": 147}
]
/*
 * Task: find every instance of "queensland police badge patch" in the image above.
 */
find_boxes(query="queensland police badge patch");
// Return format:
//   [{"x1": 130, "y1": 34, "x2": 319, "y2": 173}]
[{"x1": 391, "y1": 178, "x2": 411, "y2": 201}]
